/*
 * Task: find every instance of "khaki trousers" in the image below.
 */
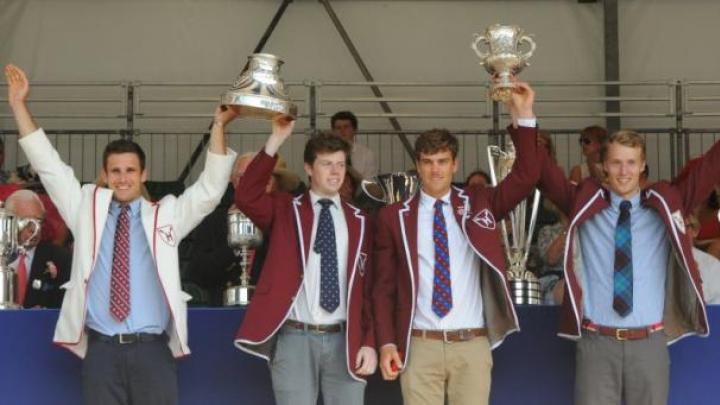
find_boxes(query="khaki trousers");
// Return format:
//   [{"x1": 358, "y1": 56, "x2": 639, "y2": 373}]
[{"x1": 400, "y1": 335, "x2": 492, "y2": 405}]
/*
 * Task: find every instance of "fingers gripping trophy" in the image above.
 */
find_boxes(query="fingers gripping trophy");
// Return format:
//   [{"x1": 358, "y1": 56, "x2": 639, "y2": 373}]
[
  {"x1": 473, "y1": 24, "x2": 542, "y2": 304},
  {"x1": 220, "y1": 53, "x2": 297, "y2": 306}
]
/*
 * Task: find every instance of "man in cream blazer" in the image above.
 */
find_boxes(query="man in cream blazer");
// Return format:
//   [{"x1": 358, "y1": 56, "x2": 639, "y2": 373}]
[{"x1": 5, "y1": 64, "x2": 236, "y2": 405}]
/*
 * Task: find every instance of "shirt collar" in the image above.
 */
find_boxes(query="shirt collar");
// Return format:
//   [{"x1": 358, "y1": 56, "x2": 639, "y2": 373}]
[
  {"x1": 309, "y1": 190, "x2": 342, "y2": 209},
  {"x1": 609, "y1": 190, "x2": 641, "y2": 210},
  {"x1": 420, "y1": 189, "x2": 451, "y2": 209},
  {"x1": 110, "y1": 197, "x2": 142, "y2": 216}
]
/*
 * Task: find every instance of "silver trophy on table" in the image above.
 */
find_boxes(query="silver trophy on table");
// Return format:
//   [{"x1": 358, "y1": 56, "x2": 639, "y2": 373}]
[
  {"x1": 223, "y1": 208, "x2": 264, "y2": 306},
  {"x1": 488, "y1": 145, "x2": 542, "y2": 305},
  {"x1": 0, "y1": 206, "x2": 41, "y2": 309},
  {"x1": 221, "y1": 53, "x2": 298, "y2": 120},
  {"x1": 471, "y1": 24, "x2": 536, "y2": 102},
  {"x1": 360, "y1": 172, "x2": 420, "y2": 205}
]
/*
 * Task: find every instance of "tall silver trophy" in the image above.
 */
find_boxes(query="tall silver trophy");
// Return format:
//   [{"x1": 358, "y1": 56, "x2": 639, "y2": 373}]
[
  {"x1": 221, "y1": 53, "x2": 298, "y2": 120},
  {"x1": 471, "y1": 24, "x2": 536, "y2": 102},
  {"x1": 360, "y1": 172, "x2": 420, "y2": 205},
  {"x1": 0, "y1": 207, "x2": 41, "y2": 309},
  {"x1": 224, "y1": 208, "x2": 263, "y2": 306},
  {"x1": 487, "y1": 145, "x2": 542, "y2": 305}
]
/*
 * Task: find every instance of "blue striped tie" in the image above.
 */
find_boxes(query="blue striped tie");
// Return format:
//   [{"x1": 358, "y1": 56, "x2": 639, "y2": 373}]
[
  {"x1": 432, "y1": 199, "x2": 452, "y2": 318},
  {"x1": 315, "y1": 199, "x2": 340, "y2": 313},
  {"x1": 613, "y1": 200, "x2": 633, "y2": 317}
]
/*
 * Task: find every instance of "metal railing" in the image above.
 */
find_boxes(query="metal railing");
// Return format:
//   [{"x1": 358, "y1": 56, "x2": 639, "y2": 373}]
[{"x1": 2, "y1": 79, "x2": 720, "y2": 183}]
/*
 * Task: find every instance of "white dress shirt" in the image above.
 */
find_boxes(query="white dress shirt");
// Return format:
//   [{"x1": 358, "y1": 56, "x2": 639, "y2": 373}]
[
  {"x1": 351, "y1": 143, "x2": 378, "y2": 179},
  {"x1": 290, "y1": 191, "x2": 349, "y2": 324},
  {"x1": 412, "y1": 190, "x2": 485, "y2": 330}
]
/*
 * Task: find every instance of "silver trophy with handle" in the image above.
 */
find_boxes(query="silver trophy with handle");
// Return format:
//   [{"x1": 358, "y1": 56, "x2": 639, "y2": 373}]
[
  {"x1": 471, "y1": 24, "x2": 536, "y2": 102},
  {"x1": 0, "y1": 206, "x2": 41, "y2": 309},
  {"x1": 487, "y1": 144, "x2": 542, "y2": 305},
  {"x1": 223, "y1": 208, "x2": 263, "y2": 306}
]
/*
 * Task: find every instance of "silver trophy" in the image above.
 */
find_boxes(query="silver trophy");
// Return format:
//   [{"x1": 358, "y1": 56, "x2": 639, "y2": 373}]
[
  {"x1": 471, "y1": 24, "x2": 536, "y2": 102},
  {"x1": 0, "y1": 207, "x2": 41, "y2": 309},
  {"x1": 223, "y1": 208, "x2": 263, "y2": 306},
  {"x1": 360, "y1": 172, "x2": 420, "y2": 205},
  {"x1": 487, "y1": 144, "x2": 542, "y2": 305},
  {"x1": 221, "y1": 53, "x2": 298, "y2": 120}
]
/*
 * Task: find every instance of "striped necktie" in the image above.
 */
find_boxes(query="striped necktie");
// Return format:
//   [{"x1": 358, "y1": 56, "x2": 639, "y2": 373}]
[
  {"x1": 613, "y1": 200, "x2": 633, "y2": 317},
  {"x1": 432, "y1": 199, "x2": 452, "y2": 318}
]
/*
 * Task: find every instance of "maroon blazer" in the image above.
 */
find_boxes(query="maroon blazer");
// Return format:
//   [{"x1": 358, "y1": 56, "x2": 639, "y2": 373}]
[
  {"x1": 537, "y1": 139, "x2": 720, "y2": 343},
  {"x1": 233, "y1": 151, "x2": 375, "y2": 381},
  {"x1": 372, "y1": 126, "x2": 540, "y2": 368}
]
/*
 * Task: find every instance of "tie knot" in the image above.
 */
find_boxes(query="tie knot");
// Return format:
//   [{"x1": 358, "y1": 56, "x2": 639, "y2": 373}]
[
  {"x1": 318, "y1": 198, "x2": 334, "y2": 209},
  {"x1": 434, "y1": 199, "x2": 444, "y2": 210},
  {"x1": 619, "y1": 200, "x2": 632, "y2": 212}
]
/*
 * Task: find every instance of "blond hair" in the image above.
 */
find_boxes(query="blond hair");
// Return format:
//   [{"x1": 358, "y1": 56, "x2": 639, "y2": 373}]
[{"x1": 600, "y1": 129, "x2": 646, "y2": 162}]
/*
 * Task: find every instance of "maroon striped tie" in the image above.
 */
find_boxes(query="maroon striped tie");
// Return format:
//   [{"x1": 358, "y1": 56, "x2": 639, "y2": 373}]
[{"x1": 110, "y1": 205, "x2": 131, "y2": 321}]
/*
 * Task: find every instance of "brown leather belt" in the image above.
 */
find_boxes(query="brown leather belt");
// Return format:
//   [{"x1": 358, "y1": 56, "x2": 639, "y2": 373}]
[
  {"x1": 284, "y1": 320, "x2": 344, "y2": 334},
  {"x1": 582, "y1": 319, "x2": 664, "y2": 341},
  {"x1": 411, "y1": 328, "x2": 487, "y2": 343}
]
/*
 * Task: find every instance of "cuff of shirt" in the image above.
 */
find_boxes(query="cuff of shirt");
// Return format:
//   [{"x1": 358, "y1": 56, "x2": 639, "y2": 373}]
[{"x1": 517, "y1": 118, "x2": 537, "y2": 128}]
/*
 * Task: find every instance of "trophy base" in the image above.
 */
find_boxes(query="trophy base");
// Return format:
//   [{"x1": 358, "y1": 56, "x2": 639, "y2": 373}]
[
  {"x1": 0, "y1": 302, "x2": 22, "y2": 310},
  {"x1": 509, "y1": 279, "x2": 542, "y2": 305},
  {"x1": 221, "y1": 92, "x2": 297, "y2": 121},
  {"x1": 223, "y1": 285, "x2": 255, "y2": 307}
]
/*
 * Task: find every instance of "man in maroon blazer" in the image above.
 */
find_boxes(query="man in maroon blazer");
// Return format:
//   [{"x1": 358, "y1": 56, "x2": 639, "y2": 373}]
[
  {"x1": 233, "y1": 117, "x2": 376, "y2": 405},
  {"x1": 537, "y1": 128, "x2": 720, "y2": 404},
  {"x1": 372, "y1": 83, "x2": 540, "y2": 405}
]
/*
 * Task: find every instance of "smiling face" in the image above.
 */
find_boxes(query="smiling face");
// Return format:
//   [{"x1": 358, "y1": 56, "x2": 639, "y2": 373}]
[
  {"x1": 416, "y1": 149, "x2": 458, "y2": 198},
  {"x1": 602, "y1": 141, "x2": 645, "y2": 200},
  {"x1": 102, "y1": 152, "x2": 147, "y2": 203},
  {"x1": 305, "y1": 150, "x2": 346, "y2": 197}
]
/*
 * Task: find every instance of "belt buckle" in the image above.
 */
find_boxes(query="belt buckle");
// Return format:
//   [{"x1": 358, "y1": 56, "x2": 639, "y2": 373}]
[
  {"x1": 442, "y1": 330, "x2": 454, "y2": 344},
  {"x1": 118, "y1": 333, "x2": 136, "y2": 344},
  {"x1": 615, "y1": 328, "x2": 629, "y2": 341},
  {"x1": 311, "y1": 324, "x2": 326, "y2": 334}
]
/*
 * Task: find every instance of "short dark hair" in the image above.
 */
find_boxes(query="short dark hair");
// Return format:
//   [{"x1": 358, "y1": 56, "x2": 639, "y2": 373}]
[
  {"x1": 331, "y1": 111, "x2": 358, "y2": 130},
  {"x1": 103, "y1": 139, "x2": 146, "y2": 170},
  {"x1": 414, "y1": 128, "x2": 458, "y2": 160},
  {"x1": 465, "y1": 170, "x2": 491, "y2": 186},
  {"x1": 304, "y1": 131, "x2": 352, "y2": 165},
  {"x1": 580, "y1": 125, "x2": 609, "y2": 144}
]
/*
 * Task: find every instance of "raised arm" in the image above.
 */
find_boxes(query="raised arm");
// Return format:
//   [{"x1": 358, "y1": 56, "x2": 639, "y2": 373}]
[
  {"x1": 485, "y1": 82, "x2": 541, "y2": 219},
  {"x1": 673, "y1": 139, "x2": 720, "y2": 214},
  {"x1": 233, "y1": 115, "x2": 295, "y2": 230},
  {"x1": 5, "y1": 65, "x2": 37, "y2": 137}
]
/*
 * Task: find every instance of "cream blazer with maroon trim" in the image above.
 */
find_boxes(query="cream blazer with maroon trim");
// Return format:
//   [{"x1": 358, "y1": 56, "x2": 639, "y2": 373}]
[{"x1": 19, "y1": 128, "x2": 236, "y2": 358}]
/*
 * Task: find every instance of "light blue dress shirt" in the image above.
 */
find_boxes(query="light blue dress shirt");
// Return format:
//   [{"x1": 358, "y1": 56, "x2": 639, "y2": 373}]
[
  {"x1": 86, "y1": 198, "x2": 170, "y2": 335},
  {"x1": 579, "y1": 191, "x2": 670, "y2": 328}
]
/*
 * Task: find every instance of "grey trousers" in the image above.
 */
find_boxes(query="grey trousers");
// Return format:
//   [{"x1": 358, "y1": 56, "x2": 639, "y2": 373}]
[
  {"x1": 82, "y1": 335, "x2": 178, "y2": 405},
  {"x1": 270, "y1": 325, "x2": 365, "y2": 405},
  {"x1": 574, "y1": 331, "x2": 669, "y2": 405}
]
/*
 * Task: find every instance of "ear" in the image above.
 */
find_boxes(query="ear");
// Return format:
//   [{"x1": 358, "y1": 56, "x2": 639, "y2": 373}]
[
  {"x1": 100, "y1": 169, "x2": 108, "y2": 186},
  {"x1": 141, "y1": 169, "x2": 148, "y2": 183},
  {"x1": 452, "y1": 157, "x2": 459, "y2": 174},
  {"x1": 304, "y1": 162, "x2": 313, "y2": 178}
]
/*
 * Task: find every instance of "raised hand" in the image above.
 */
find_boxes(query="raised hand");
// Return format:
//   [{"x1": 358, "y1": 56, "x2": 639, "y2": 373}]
[
  {"x1": 4, "y1": 64, "x2": 30, "y2": 107},
  {"x1": 213, "y1": 105, "x2": 240, "y2": 127},
  {"x1": 264, "y1": 114, "x2": 295, "y2": 156}
]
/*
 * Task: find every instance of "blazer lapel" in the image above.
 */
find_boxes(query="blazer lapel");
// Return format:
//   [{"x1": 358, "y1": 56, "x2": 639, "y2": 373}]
[
  {"x1": 399, "y1": 194, "x2": 420, "y2": 290},
  {"x1": 342, "y1": 202, "x2": 364, "y2": 280},
  {"x1": 293, "y1": 193, "x2": 314, "y2": 270}
]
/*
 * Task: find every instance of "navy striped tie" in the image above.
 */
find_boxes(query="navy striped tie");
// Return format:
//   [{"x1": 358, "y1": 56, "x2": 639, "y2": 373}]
[
  {"x1": 432, "y1": 199, "x2": 452, "y2": 318},
  {"x1": 613, "y1": 200, "x2": 633, "y2": 317}
]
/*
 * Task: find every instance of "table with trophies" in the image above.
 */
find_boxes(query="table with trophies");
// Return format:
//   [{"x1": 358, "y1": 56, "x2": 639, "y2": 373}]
[{"x1": 2, "y1": 29, "x2": 720, "y2": 404}]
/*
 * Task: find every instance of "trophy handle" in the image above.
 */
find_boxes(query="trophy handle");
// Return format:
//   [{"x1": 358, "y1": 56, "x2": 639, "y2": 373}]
[
  {"x1": 360, "y1": 179, "x2": 387, "y2": 203},
  {"x1": 16, "y1": 218, "x2": 41, "y2": 248},
  {"x1": 471, "y1": 33, "x2": 490, "y2": 62},
  {"x1": 518, "y1": 35, "x2": 536, "y2": 62}
]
